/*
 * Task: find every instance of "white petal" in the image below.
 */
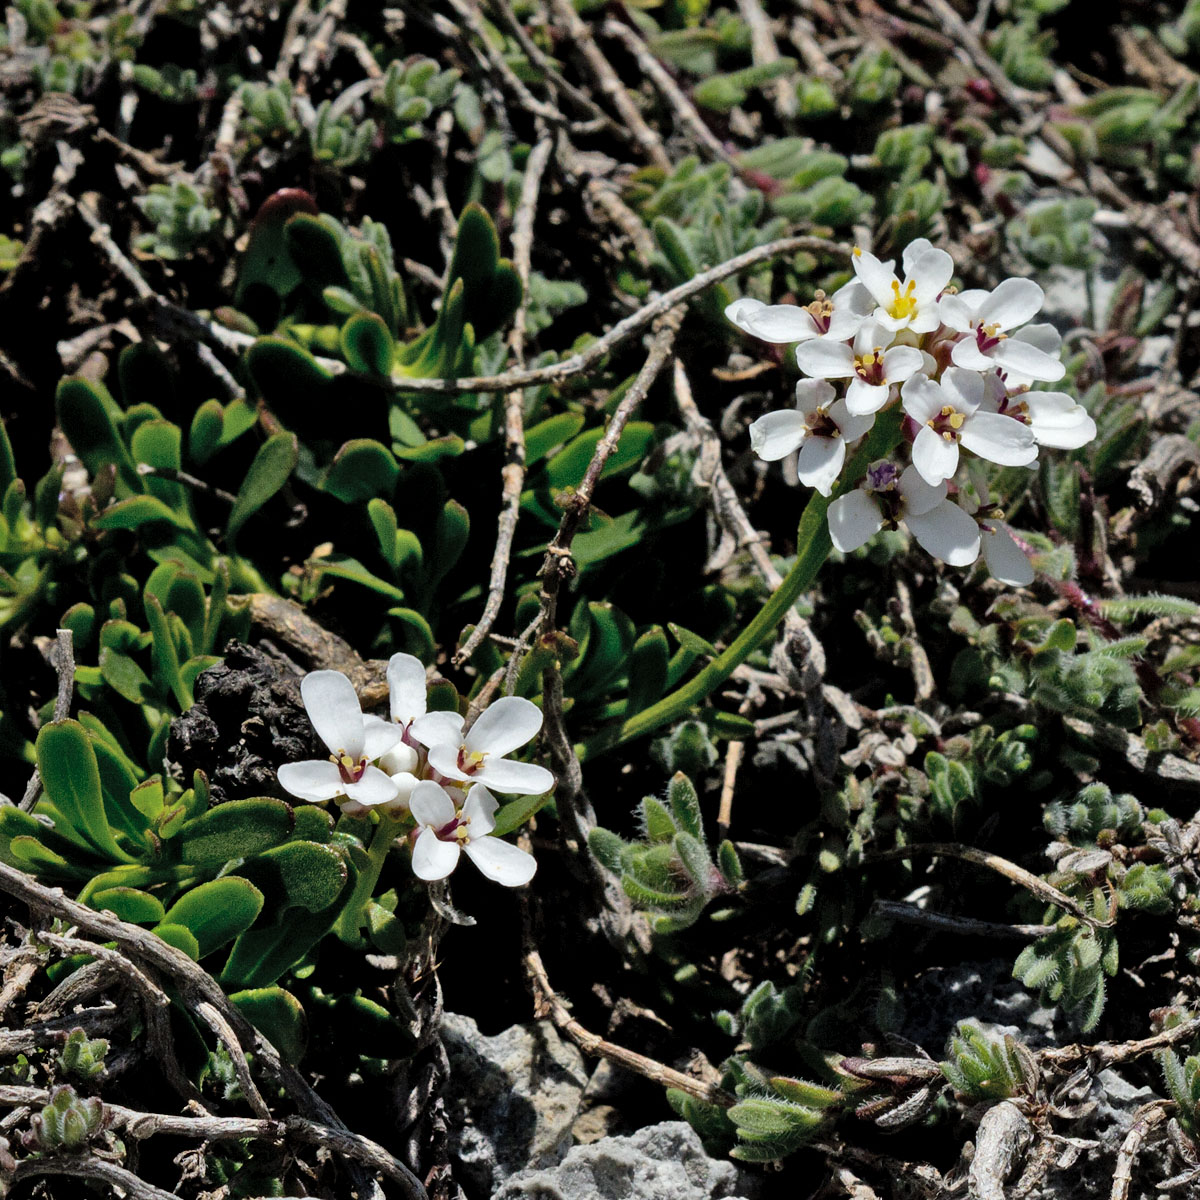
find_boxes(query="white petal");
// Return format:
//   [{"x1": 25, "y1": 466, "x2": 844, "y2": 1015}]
[
  {"x1": 344, "y1": 765, "x2": 402, "y2": 807},
  {"x1": 1013, "y1": 322, "x2": 1062, "y2": 357},
  {"x1": 829, "y1": 398, "x2": 875, "y2": 443},
  {"x1": 906, "y1": 501, "x2": 981, "y2": 566},
  {"x1": 387, "y1": 653, "x2": 428, "y2": 723},
  {"x1": 377, "y1": 741, "x2": 419, "y2": 777},
  {"x1": 277, "y1": 760, "x2": 347, "y2": 803},
  {"x1": 409, "y1": 779, "x2": 458, "y2": 827},
  {"x1": 911, "y1": 424, "x2": 959, "y2": 486},
  {"x1": 412, "y1": 827, "x2": 460, "y2": 881},
  {"x1": 828, "y1": 490, "x2": 883, "y2": 553},
  {"x1": 871, "y1": 310, "x2": 911, "y2": 333},
  {"x1": 824, "y1": 307, "x2": 866, "y2": 340},
  {"x1": 475, "y1": 758, "x2": 556, "y2": 796},
  {"x1": 796, "y1": 436, "x2": 845, "y2": 497},
  {"x1": 844, "y1": 379, "x2": 890, "y2": 416},
  {"x1": 362, "y1": 714, "x2": 403, "y2": 761},
  {"x1": 880, "y1": 345, "x2": 924, "y2": 383},
  {"x1": 832, "y1": 278, "x2": 875, "y2": 316},
  {"x1": 852, "y1": 248, "x2": 899, "y2": 308},
  {"x1": 937, "y1": 293, "x2": 975, "y2": 332},
  {"x1": 794, "y1": 377, "x2": 837, "y2": 414},
  {"x1": 853, "y1": 320, "x2": 893, "y2": 354},
  {"x1": 427, "y1": 742, "x2": 471, "y2": 784},
  {"x1": 1025, "y1": 393, "x2": 1097, "y2": 449},
  {"x1": 795, "y1": 339, "x2": 855, "y2": 380},
  {"x1": 464, "y1": 697, "x2": 544, "y2": 758},
  {"x1": 900, "y1": 374, "x2": 944, "y2": 425},
  {"x1": 909, "y1": 248, "x2": 954, "y2": 303},
  {"x1": 725, "y1": 299, "x2": 818, "y2": 343},
  {"x1": 301, "y1": 671, "x2": 364, "y2": 759},
  {"x1": 981, "y1": 522, "x2": 1034, "y2": 586},
  {"x1": 410, "y1": 710, "x2": 466, "y2": 750},
  {"x1": 899, "y1": 465, "x2": 948, "y2": 516},
  {"x1": 960, "y1": 412, "x2": 1039, "y2": 467},
  {"x1": 939, "y1": 367, "x2": 984, "y2": 415},
  {"x1": 976, "y1": 278, "x2": 1044, "y2": 331},
  {"x1": 463, "y1": 836, "x2": 537, "y2": 887},
  {"x1": 461, "y1": 785, "x2": 499, "y2": 835},
  {"x1": 901, "y1": 238, "x2": 934, "y2": 277},
  {"x1": 388, "y1": 772, "x2": 420, "y2": 808},
  {"x1": 991, "y1": 338, "x2": 1065, "y2": 382},
  {"x1": 749, "y1": 411, "x2": 808, "y2": 461},
  {"x1": 950, "y1": 337, "x2": 996, "y2": 372}
]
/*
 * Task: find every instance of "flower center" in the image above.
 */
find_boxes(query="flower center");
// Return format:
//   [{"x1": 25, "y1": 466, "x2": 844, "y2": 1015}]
[
  {"x1": 888, "y1": 279, "x2": 918, "y2": 320},
  {"x1": 994, "y1": 394, "x2": 1030, "y2": 424},
  {"x1": 805, "y1": 405, "x2": 841, "y2": 439},
  {"x1": 804, "y1": 290, "x2": 834, "y2": 333},
  {"x1": 332, "y1": 751, "x2": 368, "y2": 784},
  {"x1": 926, "y1": 404, "x2": 966, "y2": 442},
  {"x1": 434, "y1": 814, "x2": 472, "y2": 843},
  {"x1": 456, "y1": 747, "x2": 486, "y2": 775},
  {"x1": 854, "y1": 348, "x2": 887, "y2": 386},
  {"x1": 974, "y1": 321, "x2": 1006, "y2": 353}
]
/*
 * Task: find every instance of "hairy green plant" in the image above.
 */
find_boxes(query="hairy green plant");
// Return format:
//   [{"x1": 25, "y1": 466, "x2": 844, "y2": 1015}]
[
  {"x1": 24, "y1": 1085, "x2": 108, "y2": 1153},
  {"x1": 57, "y1": 1027, "x2": 109, "y2": 1082},
  {"x1": 134, "y1": 181, "x2": 220, "y2": 260},
  {"x1": 940, "y1": 1021, "x2": 1039, "y2": 1101}
]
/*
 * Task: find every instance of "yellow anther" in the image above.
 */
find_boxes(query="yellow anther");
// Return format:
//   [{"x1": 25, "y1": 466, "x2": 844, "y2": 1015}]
[
  {"x1": 888, "y1": 279, "x2": 918, "y2": 319},
  {"x1": 853, "y1": 246, "x2": 862, "y2": 257},
  {"x1": 940, "y1": 406, "x2": 954, "y2": 417},
  {"x1": 948, "y1": 412, "x2": 965, "y2": 430},
  {"x1": 942, "y1": 431, "x2": 954, "y2": 441}
]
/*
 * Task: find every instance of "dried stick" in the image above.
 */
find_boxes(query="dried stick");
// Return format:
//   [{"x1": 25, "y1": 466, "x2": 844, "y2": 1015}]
[
  {"x1": 17, "y1": 628, "x2": 74, "y2": 813},
  {"x1": 522, "y1": 925, "x2": 733, "y2": 1107},
  {"x1": 737, "y1": 0, "x2": 798, "y2": 117},
  {"x1": 871, "y1": 899, "x2": 1055, "y2": 940},
  {"x1": 545, "y1": 0, "x2": 672, "y2": 168},
  {"x1": 456, "y1": 136, "x2": 554, "y2": 666},
  {"x1": 602, "y1": 20, "x2": 736, "y2": 165},
  {"x1": 1041, "y1": 1016, "x2": 1200, "y2": 1072},
  {"x1": 0, "y1": 860, "x2": 426, "y2": 1200},
  {"x1": 8, "y1": 1154, "x2": 180, "y2": 1200},
  {"x1": 864, "y1": 842, "x2": 1116, "y2": 929},
  {"x1": 1111, "y1": 1101, "x2": 1171, "y2": 1200}
]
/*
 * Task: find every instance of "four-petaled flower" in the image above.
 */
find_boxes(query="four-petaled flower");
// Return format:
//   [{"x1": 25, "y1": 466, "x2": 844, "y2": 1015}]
[
  {"x1": 938, "y1": 279, "x2": 1065, "y2": 382},
  {"x1": 278, "y1": 671, "x2": 403, "y2": 808},
  {"x1": 748, "y1": 379, "x2": 875, "y2": 496},
  {"x1": 725, "y1": 279, "x2": 870, "y2": 345},
  {"x1": 414, "y1": 696, "x2": 555, "y2": 796},
  {"x1": 796, "y1": 320, "x2": 925, "y2": 415},
  {"x1": 851, "y1": 238, "x2": 954, "y2": 335},
  {"x1": 902, "y1": 368, "x2": 1038, "y2": 486},
  {"x1": 828, "y1": 462, "x2": 981, "y2": 567},
  {"x1": 409, "y1": 781, "x2": 537, "y2": 887},
  {"x1": 980, "y1": 374, "x2": 1097, "y2": 450}
]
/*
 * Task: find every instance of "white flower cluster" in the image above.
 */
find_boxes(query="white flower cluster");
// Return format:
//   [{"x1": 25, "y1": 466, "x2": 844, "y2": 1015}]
[
  {"x1": 727, "y1": 239, "x2": 1097, "y2": 584},
  {"x1": 277, "y1": 655, "x2": 553, "y2": 887}
]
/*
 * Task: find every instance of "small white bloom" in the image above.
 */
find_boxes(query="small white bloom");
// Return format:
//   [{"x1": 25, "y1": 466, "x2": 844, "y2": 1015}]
[
  {"x1": 278, "y1": 670, "x2": 402, "y2": 808},
  {"x1": 725, "y1": 279, "x2": 871, "y2": 345},
  {"x1": 748, "y1": 379, "x2": 875, "y2": 496},
  {"x1": 796, "y1": 320, "x2": 925, "y2": 416},
  {"x1": 977, "y1": 374, "x2": 1096, "y2": 451},
  {"x1": 851, "y1": 238, "x2": 955, "y2": 335},
  {"x1": 412, "y1": 696, "x2": 555, "y2": 797},
  {"x1": 902, "y1": 368, "x2": 1038, "y2": 486},
  {"x1": 371, "y1": 653, "x2": 428, "y2": 777},
  {"x1": 938, "y1": 279, "x2": 1065, "y2": 382},
  {"x1": 827, "y1": 462, "x2": 980, "y2": 567},
  {"x1": 409, "y1": 781, "x2": 537, "y2": 887}
]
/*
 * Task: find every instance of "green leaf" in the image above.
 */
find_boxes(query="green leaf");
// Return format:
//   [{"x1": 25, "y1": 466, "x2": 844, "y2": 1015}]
[
  {"x1": 56, "y1": 378, "x2": 142, "y2": 495},
  {"x1": 340, "y1": 311, "x2": 395, "y2": 376},
  {"x1": 37, "y1": 721, "x2": 136, "y2": 863},
  {"x1": 162, "y1": 877, "x2": 265, "y2": 957},
  {"x1": 543, "y1": 423, "x2": 655, "y2": 490},
  {"x1": 235, "y1": 841, "x2": 348, "y2": 912},
  {"x1": 226, "y1": 432, "x2": 298, "y2": 547},
  {"x1": 669, "y1": 623, "x2": 716, "y2": 656},
  {"x1": 88, "y1": 887, "x2": 165, "y2": 924},
  {"x1": 98, "y1": 647, "x2": 156, "y2": 704},
  {"x1": 175, "y1": 798, "x2": 295, "y2": 867},
  {"x1": 92, "y1": 496, "x2": 192, "y2": 532},
  {"x1": 152, "y1": 923, "x2": 201, "y2": 960},
  {"x1": 627, "y1": 627, "x2": 669, "y2": 714},
  {"x1": 189, "y1": 400, "x2": 224, "y2": 465},
  {"x1": 492, "y1": 792, "x2": 552, "y2": 837},
  {"x1": 230, "y1": 986, "x2": 308, "y2": 1065},
  {"x1": 525, "y1": 413, "x2": 586, "y2": 465},
  {"x1": 144, "y1": 593, "x2": 190, "y2": 710},
  {"x1": 321, "y1": 439, "x2": 399, "y2": 504}
]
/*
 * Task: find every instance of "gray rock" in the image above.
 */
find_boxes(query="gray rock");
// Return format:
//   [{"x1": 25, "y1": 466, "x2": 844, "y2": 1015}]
[
  {"x1": 441, "y1": 1012, "x2": 589, "y2": 1198},
  {"x1": 493, "y1": 1121, "x2": 754, "y2": 1200}
]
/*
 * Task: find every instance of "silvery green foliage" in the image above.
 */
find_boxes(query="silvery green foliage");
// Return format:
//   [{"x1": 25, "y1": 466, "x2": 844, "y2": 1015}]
[
  {"x1": 310, "y1": 99, "x2": 377, "y2": 169},
  {"x1": 1044, "y1": 782, "x2": 1143, "y2": 844},
  {"x1": 24, "y1": 1085, "x2": 108, "y2": 1153},
  {"x1": 134, "y1": 181, "x2": 220, "y2": 260},
  {"x1": 379, "y1": 57, "x2": 460, "y2": 141},
  {"x1": 57, "y1": 1027, "x2": 108, "y2": 1082},
  {"x1": 239, "y1": 80, "x2": 300, "y2": 143},
  {"x1": 940, "y1": 1021, "x2": 1038, "y2": 1102},
  {"x1": 589, "y1": 772, "x2": 742, "y2": 932}
]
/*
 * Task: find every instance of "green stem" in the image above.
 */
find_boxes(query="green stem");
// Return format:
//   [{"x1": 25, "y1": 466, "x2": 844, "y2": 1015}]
[
  {"x1": 578, "y1": 408, "x2": 905, "y2": 762},
  {"x1": 334, "y1": 812, "x2": 405, "y2": 944}
]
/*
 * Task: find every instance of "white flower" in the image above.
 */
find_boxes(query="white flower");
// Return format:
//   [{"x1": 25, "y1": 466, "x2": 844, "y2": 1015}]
[
  {"x1": 278, "y1": 670, "x2": 402, "y2": 808},
  {"x1": 409, "y1": 781, "x2": 536, "y2": 887},
  {"x1": 979, "y1": 519, "x2": 1034, "y2": 586},
  {"x1": 902, "y1": 368, "x2": 1038, "y2": 486},
  {"x1": 412, "y1": 696, "x2": 554, "y2": 797},
  {"x1": 827, "y1": 462, "x2": 980, "y2": 567},
  {"x1": 796, "y1": 320, "x2": 925, "y2": 416},
  {"x1": 990, "y1": 324, "x2": 1063, "y2": 390},
  {"x1": 978, "y1": 374, "x2": 1096, "y2": 450},
  {"x1": 938, "y1": 279, "x2": 1065, "y2": 382},
  {"x1": 370, "y1": 652, "x2": 428, "y2": 778},
  {"x1": 851, "y1": 238, "x2": 954, "y2": 335},
  {"x1": 725, "y1": 279, "x2": 871, "y2": 344},
  {"x1": 748, "y1": 379, "x2": 875, "y2": 496}
]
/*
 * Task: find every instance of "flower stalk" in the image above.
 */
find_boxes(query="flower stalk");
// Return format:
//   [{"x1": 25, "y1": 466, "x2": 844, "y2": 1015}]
[{"x1": 579, "y1": 407, "x2": 904, "y2": 761}]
